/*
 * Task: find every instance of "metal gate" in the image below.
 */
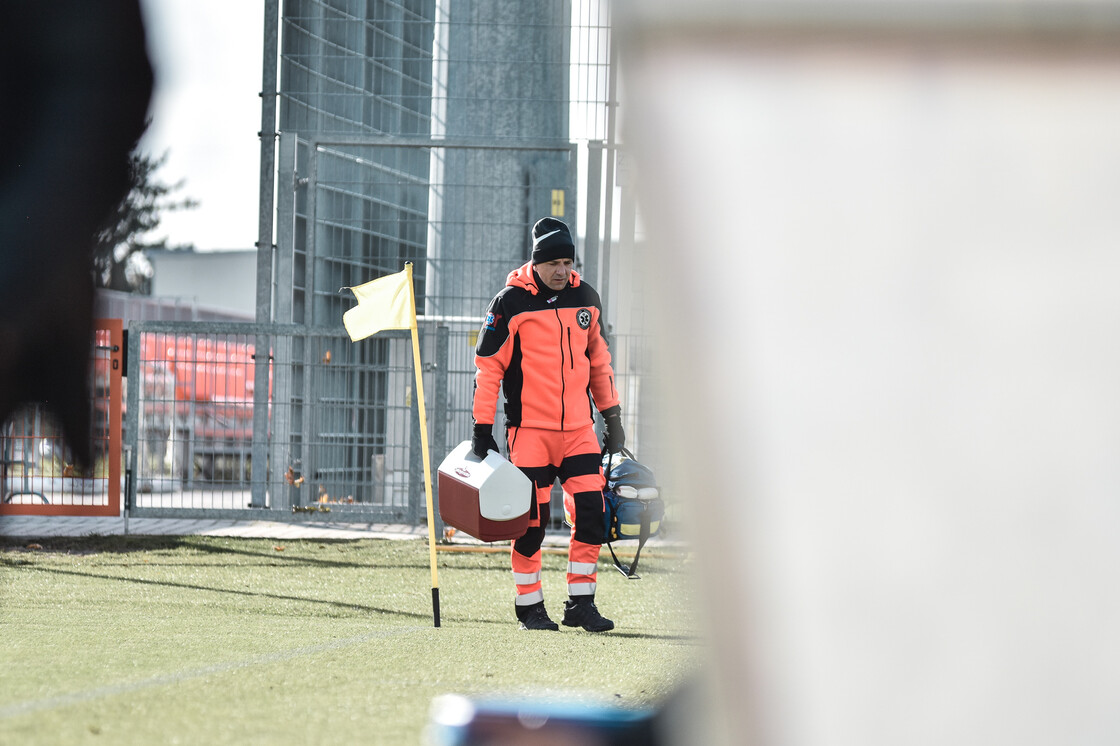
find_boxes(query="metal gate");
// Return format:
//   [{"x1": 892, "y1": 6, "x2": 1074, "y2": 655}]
[{"x1": 0, "y1": 319, "x2": 123, "y2": 516}]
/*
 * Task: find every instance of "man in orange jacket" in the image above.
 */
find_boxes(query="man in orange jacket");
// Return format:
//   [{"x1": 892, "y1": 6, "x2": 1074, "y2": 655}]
[{"x1": 472, "y1": 217, "x2": 625, "y2": 632}]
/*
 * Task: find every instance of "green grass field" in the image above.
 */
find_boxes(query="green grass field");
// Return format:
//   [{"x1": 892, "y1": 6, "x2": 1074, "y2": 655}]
[{"x1": 0, "y1": 535, "x2": 701, "y2": 744}]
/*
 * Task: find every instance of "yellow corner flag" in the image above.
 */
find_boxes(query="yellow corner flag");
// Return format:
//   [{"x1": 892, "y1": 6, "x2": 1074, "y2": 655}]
[
  {"x1": 343, "y1": 267, "x2": 413, "y2": 341},
  {"x1": 343, "y1": 263, "x2": 442, "y2": 627}
]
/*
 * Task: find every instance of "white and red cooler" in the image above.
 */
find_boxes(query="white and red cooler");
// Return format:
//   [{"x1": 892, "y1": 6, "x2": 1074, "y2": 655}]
[{"x1": 437, "y1": 441, "x2": 531, "y2": 542}]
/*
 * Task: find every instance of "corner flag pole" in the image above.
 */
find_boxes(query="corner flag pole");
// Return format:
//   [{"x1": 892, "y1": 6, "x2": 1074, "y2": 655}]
[
  {"x1": 404, "y1": 263, "x2": 442, "y2": 628},
  {"x1": 342, "y1": 262, "x2": 440, "y2": 627}
]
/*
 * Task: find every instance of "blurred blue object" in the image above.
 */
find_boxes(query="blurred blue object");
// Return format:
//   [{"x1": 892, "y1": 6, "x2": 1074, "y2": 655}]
[{"x1": 427, "y1": 694, "x2": 659, "y2": 746}]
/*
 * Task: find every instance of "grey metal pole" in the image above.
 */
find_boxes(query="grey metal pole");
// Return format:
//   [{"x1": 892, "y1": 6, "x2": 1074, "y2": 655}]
[
  {"x1": 408, "y1": 329, "x2": 424, "y2": 526},
  {"x1": 275, "y1": 133, "x2": 296, "y2": 324},
  {"x1": 124, "y1": 322, "x2": 142, "y2": 519},
  {"x1": 617, "y1": 147, "x2": 637, "y2": 333},
  {"x1": 600, "y1": 29, "x2": 619, "y2": 325},
  {"x1": 250, "y1": 0, "x2": 280, "y2": 509},
  {"x1": 256, "y1": 0, "x2": 279, "y2": 323},
  {"x1": 296, "y1": 148, "x2": 319, "y2": 506},
  {"x1": 432, "y1": 324, "x2": 450, "y2": 539},
  {"x1": 270, "y1": 133, "x2": 297, "y2": 511},
  {"x1": 584, "y1": 141, "x2": 604, "y2": 289}
]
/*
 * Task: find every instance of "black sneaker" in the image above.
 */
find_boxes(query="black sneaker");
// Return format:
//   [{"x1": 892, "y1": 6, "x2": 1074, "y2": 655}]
[
  {"x1": 561, "y1": 596, "x2": 614, "y2": 632},
  {"x1": 516, "y1": 601, "x2": 559, "y2": 631}
]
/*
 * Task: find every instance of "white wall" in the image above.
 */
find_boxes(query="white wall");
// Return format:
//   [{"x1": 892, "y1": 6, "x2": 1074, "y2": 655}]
[
  {"x1": 148, "y1": 250, "x2": 256, "y2": 319},
  {"x1": 621, "y1": 3, "x2": 1120, "y2": 745}
]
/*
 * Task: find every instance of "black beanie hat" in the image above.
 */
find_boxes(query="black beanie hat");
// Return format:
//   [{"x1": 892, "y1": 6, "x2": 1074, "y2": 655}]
[{"x1": 531, "y1": 217, "x2": 575, "y2": 264}]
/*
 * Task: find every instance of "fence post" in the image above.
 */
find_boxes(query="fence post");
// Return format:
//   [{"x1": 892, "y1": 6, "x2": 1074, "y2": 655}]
[
  {"x1": 251, "y1": 0, "x2": 279, "y2": 511},
  {"x1": 431, "y1": 325, "x2": 449, "y2": 538},
  {"x1": 584, "y1": 141, "x2": 604, "y2": 289},
  {"x1": 408, "y1": 325, "x2": 424, "y2": 525},
  {"x1": 249, "y1": 335, "x2": 270, "y2": 509},
  {"x1": 268, "y1": 133, "x2": 298, "y2": 512},
  {"x1": 124, "y1": 324, "x2": 141, "y2": 515}
]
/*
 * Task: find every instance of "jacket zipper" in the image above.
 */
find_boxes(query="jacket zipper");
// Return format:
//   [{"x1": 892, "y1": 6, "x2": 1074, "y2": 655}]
[{"x1": 556, "y1": 308, "x2": 566, "y2": 429}]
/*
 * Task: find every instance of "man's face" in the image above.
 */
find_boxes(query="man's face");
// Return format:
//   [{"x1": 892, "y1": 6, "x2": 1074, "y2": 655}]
[{"x1": 536, "y1": 258, "x2": 573, "y2": 291}]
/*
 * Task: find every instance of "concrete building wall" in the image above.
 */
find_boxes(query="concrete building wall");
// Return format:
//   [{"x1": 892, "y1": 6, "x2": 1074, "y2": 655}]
[
  {"x1": 427, "y1": 0, "x2": 574, "y2": 317},
  {"x1": 278, "y1": 0, "x2": 437, "y2": 328},
  {"x1": 274, "y1": 0, "x2": 574, "y2": 319},
  {"x1": 147, "y1": 249, "x2": 256, "y2": 319}
]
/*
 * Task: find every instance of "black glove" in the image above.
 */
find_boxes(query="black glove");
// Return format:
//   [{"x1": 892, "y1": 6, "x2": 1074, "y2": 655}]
[
  {"x1": 601, "y1": 406, "x2": 625, "y2": 454},
  {"x1": 471, "y1": 423, "x2": 499, "y2": 459}
]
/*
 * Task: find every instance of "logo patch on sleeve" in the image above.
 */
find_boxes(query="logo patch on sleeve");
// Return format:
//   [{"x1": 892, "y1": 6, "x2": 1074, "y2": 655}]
[
  {"x1": 484, "y1": 312, "x2": 501, "y2": 331},
  {"x1": 576, "y1": 308, "x2": 592, "y2": 330}
]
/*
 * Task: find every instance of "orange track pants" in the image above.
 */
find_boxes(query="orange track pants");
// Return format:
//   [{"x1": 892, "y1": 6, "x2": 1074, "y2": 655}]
[{"x1": 506, "y1": 425, "x2": 604, "y2": 606}]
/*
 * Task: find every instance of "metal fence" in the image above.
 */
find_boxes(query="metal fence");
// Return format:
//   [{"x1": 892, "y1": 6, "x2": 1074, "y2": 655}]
[
  {"x1": 1, "y1": 0, "x2": 651, "y2": 532},
  {"x1": 123, "y1": 319, "x2": 656, "y2": 530}
]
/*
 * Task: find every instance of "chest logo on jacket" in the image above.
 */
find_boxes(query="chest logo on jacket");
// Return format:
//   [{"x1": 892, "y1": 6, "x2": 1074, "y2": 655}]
[{"x1": 576, "y1": 309, "x2": 592, "y2": 330}]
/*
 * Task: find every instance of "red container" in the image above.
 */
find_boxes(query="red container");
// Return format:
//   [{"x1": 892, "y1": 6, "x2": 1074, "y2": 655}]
[{"x1": 437, "y1": 441, "x2": 531, "y2": 542}]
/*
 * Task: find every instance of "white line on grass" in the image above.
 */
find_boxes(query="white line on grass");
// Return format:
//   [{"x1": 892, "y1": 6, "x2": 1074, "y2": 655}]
[{"x1": 0, "y1": 626, "x2": 425, "y2": 720}]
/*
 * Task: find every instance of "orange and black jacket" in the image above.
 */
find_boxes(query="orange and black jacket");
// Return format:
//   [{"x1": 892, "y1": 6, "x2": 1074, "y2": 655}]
[{"x1": 473, "y1": 260, "x2": 620, "y2": 431}]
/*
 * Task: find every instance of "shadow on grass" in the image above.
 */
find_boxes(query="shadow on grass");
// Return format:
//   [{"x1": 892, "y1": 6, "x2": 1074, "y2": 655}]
[
  {"x1": 599, "y1": 630, "x2": 703, "y2": 643},
  {"x1": 181, "y1": 543, "x2": 518, "y2": 573},
  {"x1": 15, "y1": 564, "x2": 434, "y2": 622},
  {"x1": 432, "y1": 616, "x2": 702, "y2": 642},
  {"x1": 0, "y1": 536, "x2": 681, "y2": 588},
  {"x1": 0, "y1": 535, "x2": 440, "y2": 571},
  {"x1": 0, "y1": 535, "x2": 196, "y2": 554},
  {"x1": 172, "y1": 541, "x2": 437, "y2": 570}
]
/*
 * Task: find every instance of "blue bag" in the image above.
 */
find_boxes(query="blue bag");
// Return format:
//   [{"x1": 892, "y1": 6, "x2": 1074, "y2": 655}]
[
  {"x1": 599, "y1": 448, "x2": 664, "y2": 579},
  {"x1": 563, "y1": 448, "x2": 664, "y2": 578},
  {"x1": 603, "y1": 453, "x2": 663, "y2": 541}
]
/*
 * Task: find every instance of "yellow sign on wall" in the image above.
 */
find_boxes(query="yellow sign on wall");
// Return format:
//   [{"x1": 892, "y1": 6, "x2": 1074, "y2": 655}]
[{"x1": 551, "y1": 189, "x2": 565, "y2": 217}]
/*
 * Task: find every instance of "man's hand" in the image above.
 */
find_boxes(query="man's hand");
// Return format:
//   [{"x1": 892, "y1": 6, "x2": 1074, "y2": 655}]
[
  {"x1": 472, "y1": 423, "x2": 499, "y2": 459},
  {"x1": 601, "y1": 406, "x2": 625, "y2": 454}
]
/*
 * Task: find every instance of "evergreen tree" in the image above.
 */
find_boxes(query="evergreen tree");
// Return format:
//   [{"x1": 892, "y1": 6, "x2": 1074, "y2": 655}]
[{"x1": 94, "y1": 150, "x2": 197, "y2": 292}]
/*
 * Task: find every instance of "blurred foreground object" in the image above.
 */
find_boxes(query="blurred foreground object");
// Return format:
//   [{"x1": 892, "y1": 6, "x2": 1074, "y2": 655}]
[
  {"x1": 427, "y1": 694, "x2": 657, "y2": 746},
  {"x1": 619, "y1": 1, "x2": 1120, "y2": 744},
  {"x1": 0, "y1": 1, "x2": 153, "y2": 465},
  {"x1": 425, "y1": 679, "x2": 716, "y2": 745}
]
